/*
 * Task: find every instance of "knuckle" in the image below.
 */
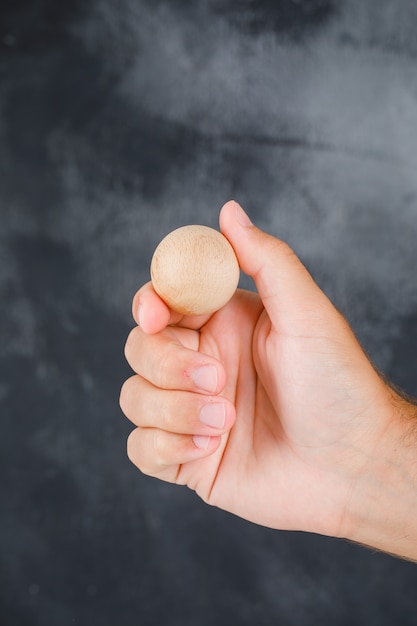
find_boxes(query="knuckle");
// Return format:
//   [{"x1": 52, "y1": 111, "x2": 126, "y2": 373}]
[
  {"x1": 127, "y1": 428, "x2": 167, "y2": 476},
  {"x1": 124, "y1": 326, "x2": 139, "y2": 365},
  {"x1": 119, "y1": 375, "x2": 135, "y2": 416},
  {"x1": 126, "y1": 429, "x2": 139, "y2": 464},
  {"x1": 268, "y1": 235, "x2": 295, "y2": 259},
  {"x1": 119, "y1": 378, "x2": 129, "y2": 413},
  {"x1": 127, "y1": 429, "x2": 151, "y2": 475}
]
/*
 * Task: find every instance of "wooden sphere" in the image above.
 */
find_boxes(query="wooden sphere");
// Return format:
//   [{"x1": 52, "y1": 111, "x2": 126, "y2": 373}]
[{"x1": 150, "y1": 225, "x2": 240, "y2": 316}]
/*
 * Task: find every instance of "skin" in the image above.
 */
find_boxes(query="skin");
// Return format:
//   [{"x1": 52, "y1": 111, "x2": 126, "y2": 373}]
[{"x1": 120, "y1": 200, "x2": 417, "y2": 561}]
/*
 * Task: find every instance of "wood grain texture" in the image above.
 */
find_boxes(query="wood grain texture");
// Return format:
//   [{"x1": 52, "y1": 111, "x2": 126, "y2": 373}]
[{"x1": 151, "y1": 225, "x2": 240, "y2": 315}]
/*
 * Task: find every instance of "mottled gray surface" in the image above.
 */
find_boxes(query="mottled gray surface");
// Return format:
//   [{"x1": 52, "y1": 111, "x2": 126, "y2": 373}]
[{"x1": 1, "y1": 1, "x2": 417, "y2": 624}]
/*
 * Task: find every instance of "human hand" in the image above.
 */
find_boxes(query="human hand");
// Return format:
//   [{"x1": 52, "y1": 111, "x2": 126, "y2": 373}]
[{"x1": 120, "y1": 201, "x2": 417, "y2": 559}]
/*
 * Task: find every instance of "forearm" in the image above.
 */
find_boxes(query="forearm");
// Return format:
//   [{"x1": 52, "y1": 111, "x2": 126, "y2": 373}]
[{"x1": 342, "y1": 394, "x2": 417, "y2": 561}]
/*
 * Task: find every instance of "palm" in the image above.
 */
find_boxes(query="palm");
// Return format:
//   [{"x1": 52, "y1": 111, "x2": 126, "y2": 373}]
[{"x1": 176, "y1": 288, "x2": 384, "y2": 535}]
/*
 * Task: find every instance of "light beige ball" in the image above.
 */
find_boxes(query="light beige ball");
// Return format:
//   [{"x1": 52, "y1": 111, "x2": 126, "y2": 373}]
[{"x1": 150, "y1": 225, "x2": 240, "y2": 316}]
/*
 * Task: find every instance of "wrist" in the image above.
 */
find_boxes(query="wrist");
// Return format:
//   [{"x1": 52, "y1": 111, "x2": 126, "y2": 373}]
[{"x1": 341, "y1": 391, "x2": 417, "y2": 561}]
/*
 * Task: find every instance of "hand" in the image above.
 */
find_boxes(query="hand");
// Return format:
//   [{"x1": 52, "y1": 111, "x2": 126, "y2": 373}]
[{"x1": 120, "y1": 201, "x2": 417, "y2": 559}]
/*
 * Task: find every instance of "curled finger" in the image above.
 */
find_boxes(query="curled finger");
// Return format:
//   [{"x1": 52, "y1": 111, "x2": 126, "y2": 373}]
[
  {"x1": 127, "y1": 427, "x2": 221, "y2": 483},
  {"x1": 133, "y1": 281, "x2": 214, "y2": 334},
  {"x1": 124, "y1": 326, "x2": 225, "y2": 394},
  {"x1": 120, "y1": 375, "x2": 236, "y2": 435}
]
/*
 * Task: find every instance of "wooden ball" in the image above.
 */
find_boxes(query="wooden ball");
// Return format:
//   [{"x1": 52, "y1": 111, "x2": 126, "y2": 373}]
[{"x1": 150, "y1": 225, "x2": 240, "y2": 316}]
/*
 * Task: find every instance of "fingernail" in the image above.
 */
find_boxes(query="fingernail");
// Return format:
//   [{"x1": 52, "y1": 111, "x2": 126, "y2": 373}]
[
  {"x1": 234, "y1": 202, "x2": 253, "y2": 227},
  {"x1": 193, "y1": 435, "x2": 210, "y2": 449},
  {"x1": 199, "y1": 403, "x2": 226, "y2": 429},
  {"x1": 191, "y1": 366, "x2": 218, "y2": 393}
]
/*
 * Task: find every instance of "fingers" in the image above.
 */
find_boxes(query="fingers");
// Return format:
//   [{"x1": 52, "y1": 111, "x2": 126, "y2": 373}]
[
  {"x1": 132, "y1": 282, "x2": 178, "y2": 334},
  {"x1": 120, "y1": 374, "x2": 235, "y2": 435},
  {"x1": 133, "y1": 281, "x2": 212, "y2": 334},
  {"x1": 121, "y1": 374, "x2": 232, "y2": 482},
  {"x1": 127, "y1": 427, "x2": 222, "y2": 482},
  {"x1": 124, "y1": 325, "x2": 226, "y2": 394},
  {"x1": 122, "y1": 281, "x2": 233, "y2": 481},
  {"x1": 121, "y1": 374, "x2": 233, "y2": 479}
]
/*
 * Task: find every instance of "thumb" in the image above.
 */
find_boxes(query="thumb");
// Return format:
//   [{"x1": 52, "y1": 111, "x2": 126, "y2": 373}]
[{"x1": 219, "y1": 200, "x2": 332, "y2": 333}]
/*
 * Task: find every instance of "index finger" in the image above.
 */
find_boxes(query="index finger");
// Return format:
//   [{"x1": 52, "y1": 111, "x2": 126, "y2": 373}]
[
  {"x1": 124, "y1": 325, "x2": 226, "y2": 394},
  {"x1": 133, "y1": 282, "x2": 213, "y2": 334}
]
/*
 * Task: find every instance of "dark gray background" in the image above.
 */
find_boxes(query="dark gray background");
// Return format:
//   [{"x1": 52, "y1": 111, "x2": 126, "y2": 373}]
[{"x1": 1, "y1": 1, "x2": 417, "y2": 624}]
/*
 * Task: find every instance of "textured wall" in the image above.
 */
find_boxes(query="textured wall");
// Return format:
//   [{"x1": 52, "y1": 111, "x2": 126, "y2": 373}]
[{"x1": 1, "y1": 1, "x2": 417, "y2": 624}]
